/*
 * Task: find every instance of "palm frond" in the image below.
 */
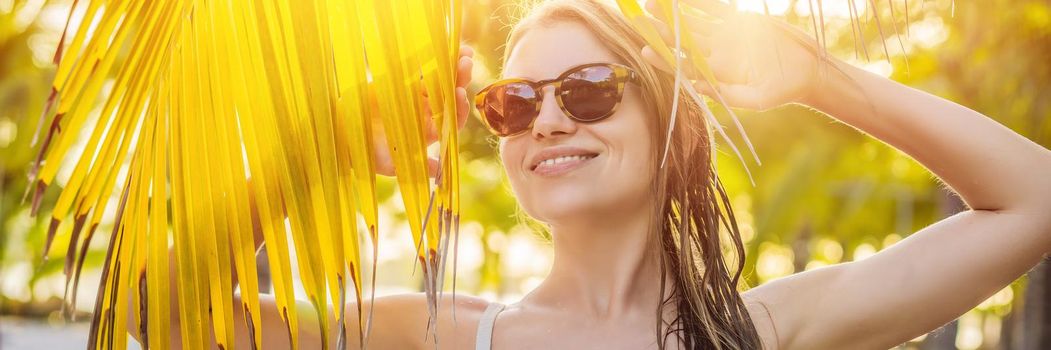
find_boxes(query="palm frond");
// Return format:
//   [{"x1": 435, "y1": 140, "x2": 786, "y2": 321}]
[
  {"x1": 615, "y1": 0, "x2": 950, "y2": 184},
  {"x1": 29, "y1": 0, "x2": 463, "y2": 348}
]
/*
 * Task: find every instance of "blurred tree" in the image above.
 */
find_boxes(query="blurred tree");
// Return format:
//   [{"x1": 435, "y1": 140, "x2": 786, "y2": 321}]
[
  {"x1": 1, "y1": 0, "x2": 72, "y2": 317},
  {"x1": 697, "y1": 1, "x2": 1050, "y2": 349}
]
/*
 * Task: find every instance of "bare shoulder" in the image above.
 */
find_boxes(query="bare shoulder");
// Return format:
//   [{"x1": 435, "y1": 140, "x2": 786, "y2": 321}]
[
  {"x1": 366, "y1": 292, "x2": 493, "y2": 350},
  {"x1": 742, "y1": 290, "x2": 782, "y2": 350}
]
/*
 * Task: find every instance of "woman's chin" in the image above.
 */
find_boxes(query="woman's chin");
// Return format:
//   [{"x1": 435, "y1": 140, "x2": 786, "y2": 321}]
[{"x1": 525, "y1": 194, "x2": 604, "y2": 224}]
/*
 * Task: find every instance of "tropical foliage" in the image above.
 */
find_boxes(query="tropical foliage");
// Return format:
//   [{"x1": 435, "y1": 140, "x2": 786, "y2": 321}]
[{"x1": 9, "y1": 0, "x2": 464, "y2": 349}]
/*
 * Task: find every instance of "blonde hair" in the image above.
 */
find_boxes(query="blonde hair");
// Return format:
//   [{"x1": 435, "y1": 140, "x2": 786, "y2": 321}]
[{"x1": 500, "y1": 1, "x2": 763, "y2": 349}]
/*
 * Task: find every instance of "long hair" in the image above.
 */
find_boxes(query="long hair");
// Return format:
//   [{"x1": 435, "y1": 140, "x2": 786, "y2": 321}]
[{"x1": 499, "y1": 1, "x2": 763, "y2": 349}]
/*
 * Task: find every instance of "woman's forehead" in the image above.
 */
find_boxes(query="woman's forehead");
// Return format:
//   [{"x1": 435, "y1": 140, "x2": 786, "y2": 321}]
[{"x1": 502, "y1": 21, "x2": 623, "y2": 81}]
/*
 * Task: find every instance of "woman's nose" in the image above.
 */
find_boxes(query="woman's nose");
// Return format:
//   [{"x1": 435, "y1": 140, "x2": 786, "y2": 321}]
[{"x1": 530, "y1": 85, "x2": 577, "y2": 139}]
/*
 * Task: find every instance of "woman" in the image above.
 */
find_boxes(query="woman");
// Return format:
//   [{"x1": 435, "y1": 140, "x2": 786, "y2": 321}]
[{"x1": 149, "y1": 0, "x2": 1051, "y2": 349}]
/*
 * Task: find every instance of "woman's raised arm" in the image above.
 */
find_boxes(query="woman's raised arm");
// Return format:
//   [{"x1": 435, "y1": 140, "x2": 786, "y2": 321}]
[
  {"x1": 748, "y1": 55, "x2": 1051, "y2": 350},
  {"x1": 641, "y1": 1, "x2": 1051, "y2": 349}
]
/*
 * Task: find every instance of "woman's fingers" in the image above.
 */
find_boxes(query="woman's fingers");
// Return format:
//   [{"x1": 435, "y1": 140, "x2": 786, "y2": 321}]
[
  {"x1": 459, "y1": 44, "x2": 474, "y2": 60},
  {"x1": 643, "y1": 43, "x2": 738, "y2": 102},
  {"x1": 457, "y1": 45, "x2": 474, "y2": 90},
  {"x1": 424, "y1": 75, "x2": 469, "y2": 179},
  {"x1": 681, "y1": 9, "x2": 721, "y2": 36},
  {"x1": 646, "y1": 40, "x2": 765, "y2": 109},
  {"x1": 375, "y1": 45, "x2": 474, "y2": 179},
  {"x1": 372, "y1": 130, "x2": 396, "y2": 177},
  {"x1": 640, "y1": 11, "x2": 751, "y2": 85},
  {"x1": 644, "y1": 14, "x2": 673, "y2": 43},
  {"x1": 456, "y1": 53, "x2": 473, "y2": 88},
  {"x1": 456, "y1": 86, "x2": 469, "y2": 130},
  {"x1": 682, "y1": 0, "x2": 735, "y2": 18},
  {"x1": 426, "y1": 157, "x2": 440, "y2": 178},
  {"x1": 642, "y1": 5, "x2": 718, "y2": 64},
  {"x1": 419, "y1": 46, "x2": 473, "y2": 145},
  {"x1": 374, "y1": 155, "x2": 440, "y2": 179},
  {"x1": 641, "y1": 45, "x2": 679, "y2": 75},
  {"x1": 455, "y1": 45, "x2": 474, "y2": 131},
  {"x1": 422, "y1": 101, "x2": 439, "y2": 143},
  {"x1": 642, "y1": 16, "x2": 712, "y2": 59},
  {"x1": 645, "y1": 0, "x2": 672, "y2": 25},
  {"x1": 420, "y1": 88, "x2": 468, "y2": 145},
  {"x1": 695, "y1": 79, "x2": 777, "y2": 111},
  {"x1": 645, "y1": 1, "x2": 718, "y2": 39}
]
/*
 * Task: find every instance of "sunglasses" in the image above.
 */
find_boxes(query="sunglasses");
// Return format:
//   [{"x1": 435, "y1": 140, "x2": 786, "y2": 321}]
[{"x1": 474, "y1": 62, "x2": 640, "y2": 137}]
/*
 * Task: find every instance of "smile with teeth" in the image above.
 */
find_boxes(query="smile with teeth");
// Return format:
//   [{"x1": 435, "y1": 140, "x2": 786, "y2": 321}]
[{"x1": 532, "y1": 154, "x2": 597, "y2": 171}]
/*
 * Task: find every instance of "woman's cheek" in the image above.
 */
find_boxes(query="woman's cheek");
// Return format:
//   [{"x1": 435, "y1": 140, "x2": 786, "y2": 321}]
[{"x1": 499, "y1": 141, "x2": 533, "y2": 210}]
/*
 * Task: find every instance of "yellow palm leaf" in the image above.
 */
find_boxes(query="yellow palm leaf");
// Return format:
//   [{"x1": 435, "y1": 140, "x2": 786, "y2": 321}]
[
  {"x1": 30, "y1": 0, "x2": 464, "y2": 348},
  {"x1": 615, "y1": 0, "x2": 760, "y2": 185}
]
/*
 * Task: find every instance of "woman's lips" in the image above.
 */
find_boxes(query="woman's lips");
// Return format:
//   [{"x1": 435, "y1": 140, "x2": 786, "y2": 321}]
[{"x1": 531, "y1": 155, "x2": 597, "y2": 177}]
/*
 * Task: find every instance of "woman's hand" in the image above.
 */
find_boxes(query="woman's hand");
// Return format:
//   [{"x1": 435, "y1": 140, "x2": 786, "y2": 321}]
[
  {"x1": 641, "y1": 0, "x2": 823, "y2": 110},
  {"x1": 370, "y1": 45, "x2": 474, "y2": 177}
]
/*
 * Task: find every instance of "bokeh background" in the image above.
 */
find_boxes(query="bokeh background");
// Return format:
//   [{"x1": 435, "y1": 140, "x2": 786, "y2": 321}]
[{"x1": 1, "y1": 0, "x2": 1049, "y2": 349}]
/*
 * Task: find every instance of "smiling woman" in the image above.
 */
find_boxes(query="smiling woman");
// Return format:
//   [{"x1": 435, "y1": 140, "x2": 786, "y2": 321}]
[
  {"x1": 480, "y1": 2, "x2": 763, "y2": 348},
  {"x1": 459, "y1": 0, "x2": 1051, "y2": 349}
]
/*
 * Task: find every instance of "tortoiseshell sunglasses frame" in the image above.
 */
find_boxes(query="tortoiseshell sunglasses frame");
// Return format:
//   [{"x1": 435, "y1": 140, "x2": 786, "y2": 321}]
[{"x1": 474, "y1": 62, "x2": 640, "y2": 137}]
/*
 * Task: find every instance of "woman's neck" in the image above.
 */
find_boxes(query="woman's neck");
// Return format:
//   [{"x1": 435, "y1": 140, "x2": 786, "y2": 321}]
[{"x1": 518, "y1": 203, "x2": 672, "y2": 321}]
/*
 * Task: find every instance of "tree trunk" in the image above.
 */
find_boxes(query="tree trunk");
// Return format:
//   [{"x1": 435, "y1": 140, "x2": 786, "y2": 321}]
[
  {"x1": 1015, "y1": 259, "x2": 1051, "y2": 350},
  {"x1": 920, "y1": 320, "x2": 959, "y2": 350},
  {"x1": 917, "y1": 188, "x2": 968, "y2": 349}
]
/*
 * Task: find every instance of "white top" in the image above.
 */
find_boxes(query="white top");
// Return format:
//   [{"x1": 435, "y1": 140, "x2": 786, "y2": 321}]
[{"x1": 475, "y1": 302, "x2": 506, "y2": 350}]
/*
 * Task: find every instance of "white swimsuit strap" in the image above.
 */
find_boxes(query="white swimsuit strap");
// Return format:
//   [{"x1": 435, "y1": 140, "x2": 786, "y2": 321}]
[{"x1": 475, "y1": 302, "x2": 506, "y2": 350}]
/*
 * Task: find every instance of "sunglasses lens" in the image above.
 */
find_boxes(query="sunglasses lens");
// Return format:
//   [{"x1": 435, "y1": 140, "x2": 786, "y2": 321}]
[
  {"x1": 561, "y1": 65, "x2": 620, "y2": 121},
  {"x1": 482, "y1": 82, "x2": 537, "y2": 136}
]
